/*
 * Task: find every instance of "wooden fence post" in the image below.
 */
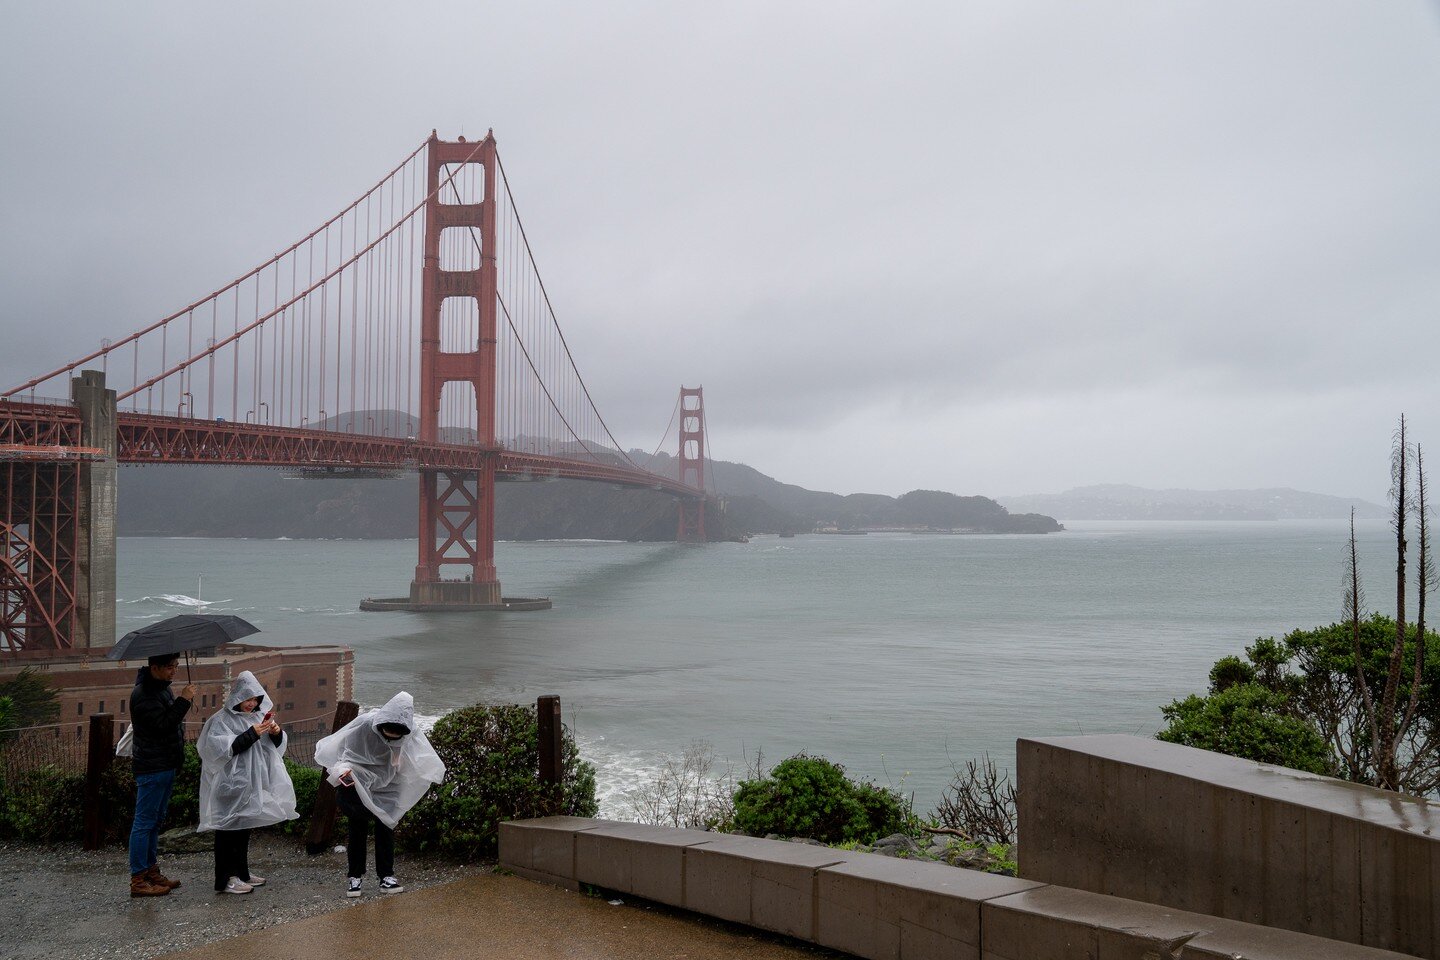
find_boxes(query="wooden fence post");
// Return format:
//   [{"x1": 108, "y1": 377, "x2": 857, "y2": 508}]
[
  {"x1": 305, "y1": 700, "x2": 359, "y2": 855},
  {"x1": 537, "y1": 695, "x2": 562, "y2": 814},
  {"x1": 83, "y1": 713, "x2": 115, "y2": 851}
]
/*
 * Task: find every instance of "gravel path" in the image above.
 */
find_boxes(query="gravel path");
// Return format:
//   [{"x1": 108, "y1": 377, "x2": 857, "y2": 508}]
[{"x1": 0, "y1": 834, "x2": 489, "y2": 959}]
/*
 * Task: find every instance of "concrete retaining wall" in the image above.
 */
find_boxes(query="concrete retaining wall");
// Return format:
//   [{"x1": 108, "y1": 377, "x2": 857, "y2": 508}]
[
  {"x1": 500, "y1": 817, "x2": 1415, "y2": 959},
  {"x1": 1017, "y1": 734, "x2": 1440, "y2": 959}
]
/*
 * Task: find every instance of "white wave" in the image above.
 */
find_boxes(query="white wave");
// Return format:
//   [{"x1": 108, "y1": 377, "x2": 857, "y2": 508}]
[{"x1": 117, "y1": 594, "x2": 233, "y2": 608}]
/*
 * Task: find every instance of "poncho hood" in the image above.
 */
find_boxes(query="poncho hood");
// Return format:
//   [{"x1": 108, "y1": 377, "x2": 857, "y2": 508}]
[
  {"x1": 371, "y1": 691, "x2": 414, "y2": 735},
  {"x1": 226, "y1": 671, "x2": 268, "y2": 712}
]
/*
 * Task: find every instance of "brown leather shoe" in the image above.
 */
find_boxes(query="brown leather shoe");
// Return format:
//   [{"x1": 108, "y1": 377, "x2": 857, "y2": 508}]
[
  {"x1": 130, "y1": 872, "x2": 170, "y2": 898},
  {"x1": 145, "y1": 865, "x2": 181, "y2": 890}
]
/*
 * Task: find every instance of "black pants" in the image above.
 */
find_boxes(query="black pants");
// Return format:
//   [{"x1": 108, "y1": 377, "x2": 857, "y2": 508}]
[
  {"x1": 337, "y1": 785, "x2": 394, "y2": 879},
  {"x1": 213, "y1": 828, "x2": 252, "y2": 891}
]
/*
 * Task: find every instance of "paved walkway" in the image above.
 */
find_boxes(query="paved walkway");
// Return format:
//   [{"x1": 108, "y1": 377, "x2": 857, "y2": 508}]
[{"x1": 159, "y1": 872, "x2": 842, "y2": 960}]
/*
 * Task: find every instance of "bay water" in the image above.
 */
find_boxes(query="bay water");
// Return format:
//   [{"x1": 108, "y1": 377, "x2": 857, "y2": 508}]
[{"x1": 115, "y1": 519, "x2": 1398, "y2": 817}]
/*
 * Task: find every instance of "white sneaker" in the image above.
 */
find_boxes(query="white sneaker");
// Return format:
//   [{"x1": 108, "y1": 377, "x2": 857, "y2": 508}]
[
  {"x1": 223, "y1": 877, "x2": 253, "y2": 895},
  {"x1": 379, "y1": 876, "x2": 404, "y2": 894},
  {"x1": 245, "y1": 874, "x2": 266, "y2": 887},
  {"x1": 346, "y1": 877, "x2": 363, "y2": 899}
]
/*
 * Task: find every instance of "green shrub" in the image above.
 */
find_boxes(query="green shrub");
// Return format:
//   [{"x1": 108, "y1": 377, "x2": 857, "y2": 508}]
[
  {"x1": 282, "y1": 758, "x2": 341, "y2": 836},
  {"x1": 165, "y1": 744, "x2": 203, "y2": 826},
  {"x1": 0, "y1": 766, "x2": 86, "y2": 843},
  {"x1": 99, "y1": 743, "x2": 203, "y2": 838},
  {"x1": 402, "y1": 703, "x2": 598, "y2": 860},
  {"x1": 731, "y1": 754, "x2": 916, "y2": 844}
]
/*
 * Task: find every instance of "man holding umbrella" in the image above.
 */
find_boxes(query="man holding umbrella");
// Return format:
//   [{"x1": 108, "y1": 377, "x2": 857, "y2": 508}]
[
  {"x1": 128, "y1": 653, "x2": 195, "y2": 897},
  {"x1": 111, "y1": 613, "x2": 258, "y2": 898}
]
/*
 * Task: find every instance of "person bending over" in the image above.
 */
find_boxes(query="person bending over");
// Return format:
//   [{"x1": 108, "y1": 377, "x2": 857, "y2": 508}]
[{"x1": 314, "y1": 692, "x2": 445, "y2": 898}]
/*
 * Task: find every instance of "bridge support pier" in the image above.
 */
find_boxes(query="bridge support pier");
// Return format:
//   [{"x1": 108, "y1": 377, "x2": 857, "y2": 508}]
[{"x1": 72, "y1": 371, "x2": 117, "y2": 649}]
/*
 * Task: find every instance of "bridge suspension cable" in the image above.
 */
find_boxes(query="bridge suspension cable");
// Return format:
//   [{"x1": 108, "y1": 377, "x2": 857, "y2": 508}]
[{"x1": 5, "y1": 133, "x2": 695, "y2": 489}]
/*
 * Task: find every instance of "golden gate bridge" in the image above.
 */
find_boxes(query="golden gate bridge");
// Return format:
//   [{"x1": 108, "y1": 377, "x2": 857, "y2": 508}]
[{"x1": 0, "y1": 131, "x2": 711, "y2": 651}]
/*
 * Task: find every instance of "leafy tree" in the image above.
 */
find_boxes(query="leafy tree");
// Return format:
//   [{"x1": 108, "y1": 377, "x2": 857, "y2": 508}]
[
  {"x1": 1158, "y1": 618, "x2": 1440, "y2": 793},
  {"x1": 1159, "y1": 417, "x2": 1438, "y2": 796},
  {"x1": 0, "y1": 669, "x2": 59, "y2": 735}
]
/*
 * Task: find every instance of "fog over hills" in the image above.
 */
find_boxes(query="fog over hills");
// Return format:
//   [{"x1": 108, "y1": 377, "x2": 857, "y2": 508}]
[
  {"x1": 117, "y1": 423, "x2": 1060, "y2": 540},
  {"x1": 998, "y1": 485, "x2": 1387, "y2": 522}
]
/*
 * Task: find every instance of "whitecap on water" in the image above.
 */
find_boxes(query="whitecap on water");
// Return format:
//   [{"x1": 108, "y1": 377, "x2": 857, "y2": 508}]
[{"x1": 117, "y1": 594, "x2": 233, "y2": 608}]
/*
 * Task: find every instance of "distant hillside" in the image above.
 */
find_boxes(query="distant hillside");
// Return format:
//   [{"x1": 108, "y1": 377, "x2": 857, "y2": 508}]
[
  {"x1": 115, "y1": 423, "x2": 1060, "y2": 540},
  {"x1": 998, "y1": 484, "x2": 1387, "y2": 521}
]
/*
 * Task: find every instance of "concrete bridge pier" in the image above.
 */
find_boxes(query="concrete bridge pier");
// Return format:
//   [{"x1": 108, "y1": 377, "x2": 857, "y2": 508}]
[{"x1": 72, "y1": 370, "x2": 117, "y2": 650}]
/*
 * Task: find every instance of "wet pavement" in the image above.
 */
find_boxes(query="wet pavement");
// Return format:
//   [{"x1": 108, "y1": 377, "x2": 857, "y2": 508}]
[{"x1": 158, "y1": 871, "x2": 844, "y2": 960}]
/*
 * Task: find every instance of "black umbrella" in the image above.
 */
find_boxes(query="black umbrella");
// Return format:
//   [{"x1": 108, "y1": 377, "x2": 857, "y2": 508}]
[{"x1": 108, "y1": 614, "x2": 260, "y2": 680}]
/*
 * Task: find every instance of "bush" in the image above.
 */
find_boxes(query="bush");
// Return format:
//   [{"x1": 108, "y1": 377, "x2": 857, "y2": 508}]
[
  {"x1": 0, "y1": 766, "x2": 86, "y2": 843},
  {"x1": 402, "y1": 703, "x2": 598, "y2": 860},
  {"x1": 731, "y1": 754, "x2": 916, "y2": 844},
  {"x1": 99, "y1": 743, "x2": 204, "y2": 838},
  {"x1": 283, "y1": 758, "x2": 330, "y2": 836}
]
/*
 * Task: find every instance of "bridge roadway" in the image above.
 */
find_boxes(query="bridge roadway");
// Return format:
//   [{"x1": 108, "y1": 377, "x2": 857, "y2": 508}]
[{"x1": 0, "y1": 399, "x2": 702, "y2": 498}]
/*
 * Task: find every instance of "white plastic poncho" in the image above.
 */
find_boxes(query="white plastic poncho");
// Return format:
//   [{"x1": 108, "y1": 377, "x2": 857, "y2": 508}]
[
  {"x1": 313, "y1": 691, "x2": 445, "y2": 829},
  {"x1": 196, "y1": 671, "x2": 298, "y2": 832}
]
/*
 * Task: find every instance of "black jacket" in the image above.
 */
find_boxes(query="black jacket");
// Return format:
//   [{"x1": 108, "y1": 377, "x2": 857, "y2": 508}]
[{"x1": 129, "y1": 667, "x2": 192, "y2": 776}]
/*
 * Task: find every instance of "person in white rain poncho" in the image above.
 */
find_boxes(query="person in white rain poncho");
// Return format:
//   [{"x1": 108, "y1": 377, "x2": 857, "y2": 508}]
[
  {"x1": 313, "y1": 692, "x2": 445, "y2": 898},
  {"x1": 196, "y1": 671, "x2": 297, "y2": 895}
]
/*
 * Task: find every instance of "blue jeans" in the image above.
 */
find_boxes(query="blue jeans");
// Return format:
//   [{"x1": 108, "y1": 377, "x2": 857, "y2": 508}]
[{"x1": 129, "y1": 769, "x2": 176, "y2": 876}]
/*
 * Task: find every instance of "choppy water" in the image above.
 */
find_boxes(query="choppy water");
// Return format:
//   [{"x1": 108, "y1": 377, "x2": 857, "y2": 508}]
[{"x1": 116, "y1": 520, "x2": 1397, "y2": 816}]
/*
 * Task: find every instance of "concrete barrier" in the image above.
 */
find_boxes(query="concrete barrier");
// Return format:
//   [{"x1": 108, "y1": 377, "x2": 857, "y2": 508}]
[
  {"x1": 499, "y1": 817, "x2": 1417, "y2": 959},
  {"x1": 1017, "y1": 735, "x2": 1440, "y2": 959}
]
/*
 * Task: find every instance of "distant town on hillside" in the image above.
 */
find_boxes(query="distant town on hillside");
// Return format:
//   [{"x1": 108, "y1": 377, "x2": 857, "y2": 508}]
[{"x1": 998, "y1": 484, "x2": 1387, "y2": 522}]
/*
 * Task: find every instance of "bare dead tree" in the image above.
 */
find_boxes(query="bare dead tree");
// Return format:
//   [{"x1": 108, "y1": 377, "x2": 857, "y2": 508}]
[
  {"x1": 622, "y1": 741, "x2": 736, "y2": 830},
  {"x1": 1399, "y1": 444, "x2": 1432, "y2": 766},
  {"x1": 1347, "y1": 507, "x2": 1381, "y2": 776},
  {"x1": 932, "y1": 753, "x2": 1018, "y2": 846}
]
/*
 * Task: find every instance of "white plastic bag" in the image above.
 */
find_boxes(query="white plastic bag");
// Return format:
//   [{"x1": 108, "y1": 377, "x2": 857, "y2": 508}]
[{"x1": 115, "y1": 724, "x2": 133, "y2": 758}]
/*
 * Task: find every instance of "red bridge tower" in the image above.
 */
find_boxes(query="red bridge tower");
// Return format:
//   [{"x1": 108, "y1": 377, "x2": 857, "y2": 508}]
[
  {"x1": 406, "y1": 132, "x2": 511, "y2": 609},
  {"x1": 677, "y1": 386, "x2": 707, "y2": 542}
]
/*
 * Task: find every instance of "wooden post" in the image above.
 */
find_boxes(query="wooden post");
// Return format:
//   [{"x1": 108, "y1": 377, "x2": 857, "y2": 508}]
[
  {"x1": 305, "y1": 700, "x2": 359, "y2": 855},
  {"x1": 83, "y1": 713, "x2": 115, "y2": 851},
  {"x1": 537, "y1": 695, "x2": 562, "y2": 814}
]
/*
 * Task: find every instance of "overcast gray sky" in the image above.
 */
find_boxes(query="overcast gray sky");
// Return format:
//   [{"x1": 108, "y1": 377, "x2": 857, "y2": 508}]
[{"x1": 2, "y1": 2, "x2": 1437, "y2": 502}]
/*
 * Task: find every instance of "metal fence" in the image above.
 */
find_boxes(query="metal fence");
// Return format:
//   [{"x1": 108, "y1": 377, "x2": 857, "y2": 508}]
[
  {"x1": 0, "y1": 709, "x2": 334, "y2": 783},
  {"x1": 0, "y1": 722, "x2": 89, "y2": 778}
]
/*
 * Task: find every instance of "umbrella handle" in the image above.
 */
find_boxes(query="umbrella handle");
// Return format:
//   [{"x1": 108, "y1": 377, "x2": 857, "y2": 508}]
[{"x1": 184, "y1": 650, "x2": 193, "y2": 682}]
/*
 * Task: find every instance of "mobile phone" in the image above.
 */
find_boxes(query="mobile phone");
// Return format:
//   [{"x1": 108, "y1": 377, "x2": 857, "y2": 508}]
[
  {"x1": 263, "y1": 710, "x2": 274, "y2": 723},
  {"x1": 338, "y1": 771, "x2": 355, "y2": 787}
]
